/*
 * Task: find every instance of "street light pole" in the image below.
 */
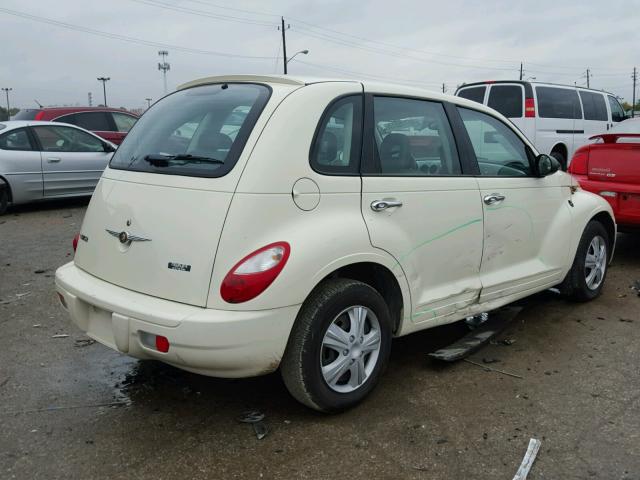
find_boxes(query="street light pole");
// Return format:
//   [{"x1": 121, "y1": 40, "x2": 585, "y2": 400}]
[
  {"x1": 286, "y1": 49, "x2": 309, "y2": 69},
  {"x1": 1, "y1": 88, "x2": 12, "y2": 120},
  {"x1": 97, "y1": 77, "x2": 110, "y2": 106}
]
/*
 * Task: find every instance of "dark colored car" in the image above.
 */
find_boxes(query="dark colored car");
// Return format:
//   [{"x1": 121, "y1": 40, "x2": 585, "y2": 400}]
[
  {"x1": 13, "y1": 107, "x2": 139, "y2": 145},
  {"x1": 568, "y1": 118, "x2": 640, "y2": 231}
]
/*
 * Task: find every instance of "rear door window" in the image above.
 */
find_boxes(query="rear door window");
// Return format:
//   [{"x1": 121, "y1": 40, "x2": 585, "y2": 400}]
[
  {"x1": 109, "y1": 83, "x2": 271, "y2": 178},
  {"x1": 536, "y1": 87, "x2": 582, "y2": 119},
  {"x1": 487, "y1": 85, "x2": 523, "y2": 118},
  {"x1": 457, "y1": 86, "x2": 486, "y2": 104},
  {"x1": 57, "y1": 112, "x2": 112, "y2": 131},
  {"x1": 608, "y1": 96, "x2": 626, "y2": 122},
  {"x1": 112, "y1": 112, "x2": 138, "y2": 132},
  {"x1": 579, "y1": 91, "x2": 608, "y2": 121}
]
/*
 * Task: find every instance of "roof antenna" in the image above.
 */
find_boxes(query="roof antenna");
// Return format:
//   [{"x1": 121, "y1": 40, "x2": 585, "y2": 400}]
[{"x1": 34, "y1": 99, "x2": 43, "y2": 108}]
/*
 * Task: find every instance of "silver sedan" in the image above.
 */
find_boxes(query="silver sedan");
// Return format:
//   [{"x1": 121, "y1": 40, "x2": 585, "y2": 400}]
[{"x1": 0, "y1": 121, "x2": 116, "y2": 214}]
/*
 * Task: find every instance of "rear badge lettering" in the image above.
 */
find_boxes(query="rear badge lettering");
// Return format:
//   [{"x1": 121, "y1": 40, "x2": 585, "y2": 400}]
[{"x1": 168, "y1": 262, "x2": 191, "y2": 272}]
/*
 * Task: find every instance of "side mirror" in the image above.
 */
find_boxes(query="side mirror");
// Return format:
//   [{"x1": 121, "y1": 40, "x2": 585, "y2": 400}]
[
  {"x1": 535, "y1": 154, "x2": 560, "y2": 177},
  {"x1": 103, "y1": 142, "x2": 116, "y2": 153}
]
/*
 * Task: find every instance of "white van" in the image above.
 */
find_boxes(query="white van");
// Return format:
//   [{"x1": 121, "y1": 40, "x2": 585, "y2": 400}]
[
  {"x1": 56, "y1": 75, "x2": 615, "y2": 412},
  {"x1": 455, "y1": 81, "x2": 627, "y2": 169}
]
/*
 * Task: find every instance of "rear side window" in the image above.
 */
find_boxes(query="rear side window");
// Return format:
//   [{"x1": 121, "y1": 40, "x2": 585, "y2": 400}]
[
  {"x1": 536, "y1": 87, "x2": 582, "y2": 119},
  {"x1": 370, "y1": 96, "x2": 461, "y2": 176},
  {"x1": 488, "y1": 85, "x2": 523, "y2": 118},
  {"x1": 579, "y1": 91, "x2": 608, "y2": 121},
  {"x1": 457, "y1": 86, "x2": 486, "y2": 104},
  {"x1": 608, "y1": 96, "x2": 626, "y2": 122},
  {"x1": 310, "y1": 95, "x2": 363, "y2": 175},
  {"x1": 112, "y1": 112, "x2": 138, "y2": 132},
  {"x1": 33, "y1": 125, "x2": 105, "y2": 152},
  {"x1": 110, "y1": 83, "x2": 271, "y2": 178},
  {"x1": 0, "y1": 128, "x2": 34, "y2": 151},
  {"x1": 58, "y1": 112, "x2": 112, "y2": 131}
]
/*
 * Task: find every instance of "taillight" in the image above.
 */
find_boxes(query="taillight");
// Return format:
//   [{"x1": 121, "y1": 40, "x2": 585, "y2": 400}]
[
  {"x1": 568, "y1": 148, "x2": 589, "y2": 175},
  {"x1": 34, "y1": 111, "x2": 45, "y2": 120},
  {"x1": 72, "y1": 233, "x2": 80, "y2": 252},
  {"x1": 525, "y1": 98, "x2": 535, "y2": 118},
  {"x1": 220, "y1": 242, "x2": 290, "y2": 303}
]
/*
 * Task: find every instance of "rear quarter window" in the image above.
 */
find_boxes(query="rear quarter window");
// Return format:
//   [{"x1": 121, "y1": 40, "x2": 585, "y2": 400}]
[
  {"x1": 457, "y1": 86, "x2": 486, "y2": 104},
  {"x1": 536, "y1": 86, "x2": 582, "y2": 119},
  {"x1": 487, "y1": 85, "x2": 523, "y2": 118}
]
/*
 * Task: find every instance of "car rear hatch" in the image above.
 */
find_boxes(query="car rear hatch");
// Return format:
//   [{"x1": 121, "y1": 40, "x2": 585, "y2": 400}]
[
  {"x1": 73, "y1": 79, "x2": 300, "y2": 307},
  {"x1": 587, "y1": 134, "x2": 640, "y2": 185}
]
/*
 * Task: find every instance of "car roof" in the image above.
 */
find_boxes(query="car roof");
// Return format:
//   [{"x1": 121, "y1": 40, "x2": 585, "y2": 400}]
[
  {"x1": 456, "y1": 79, "x2": 617, "y2": 97},
  {"x1": 0, "y1": 120, "x2": 80, "y2": 129}
]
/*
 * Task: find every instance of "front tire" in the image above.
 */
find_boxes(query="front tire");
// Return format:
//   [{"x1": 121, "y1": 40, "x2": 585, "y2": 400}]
[
  {"x1": 281, "y1": 278, "x2": 392, "y2": 413},
  {"x1": 0, "y1": 185, "x2": 8, "y2": 216},
  {"x1": 560, "y1": 220, "x2": 610, "y2": 302}
]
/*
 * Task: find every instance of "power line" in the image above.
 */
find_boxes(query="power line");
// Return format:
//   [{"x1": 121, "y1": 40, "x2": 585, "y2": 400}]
[
  {"x1": 0, "y1": 7, "x2": 277, "y2": 60},
  {"x1": 182, "y1": 0, "x2": 280, "y2": 18}
]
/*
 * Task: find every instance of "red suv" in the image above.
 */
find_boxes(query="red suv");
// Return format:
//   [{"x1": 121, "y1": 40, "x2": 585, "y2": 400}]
[{"x1": 13, "y1": 107, "x2": 139, "y2": 145}]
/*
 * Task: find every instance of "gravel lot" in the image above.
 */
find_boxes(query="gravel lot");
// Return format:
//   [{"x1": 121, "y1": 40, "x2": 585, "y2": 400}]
[{"x1": 1, "y1": 199, "x2": 639, "y2": 480}]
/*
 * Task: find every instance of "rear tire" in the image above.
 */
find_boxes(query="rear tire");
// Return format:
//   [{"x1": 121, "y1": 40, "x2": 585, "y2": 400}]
[
  {"x1": 559, "y1": 220, "x2": 610, "y2": 302},
  {"x1": 281, "y1": 278, "x2": 392, "y2": 413}
]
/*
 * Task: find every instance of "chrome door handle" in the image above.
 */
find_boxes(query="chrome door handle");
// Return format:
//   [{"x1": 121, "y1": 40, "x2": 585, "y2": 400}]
[
  {"x1": 47, "y1": 157, "x2": 61, "y2": 163},
  {"x1": 483, "y1": 193, "x2": 506, "y2": 205},
  {"x1": 370, "y1": 199, "x2": 403, "y2": 212}
]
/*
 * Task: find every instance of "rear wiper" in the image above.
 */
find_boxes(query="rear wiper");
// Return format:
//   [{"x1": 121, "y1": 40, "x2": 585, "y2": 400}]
[{"x1": 143, "y1": 154, "x2": 225, "y2": 167}]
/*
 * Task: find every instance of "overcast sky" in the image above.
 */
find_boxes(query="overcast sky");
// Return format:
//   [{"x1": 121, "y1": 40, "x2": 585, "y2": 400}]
[{"x1": 1, "y1": 0, "x2": 638, "y2": 110}]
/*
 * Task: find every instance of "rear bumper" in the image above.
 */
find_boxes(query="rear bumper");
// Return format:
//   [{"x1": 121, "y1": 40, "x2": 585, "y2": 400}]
[
  {"x1": 575, "y1": 176, "x2": 640, "y2": 227},
  {"x1": 54, "y1": 262, "x2": 300, "y2": 378}
]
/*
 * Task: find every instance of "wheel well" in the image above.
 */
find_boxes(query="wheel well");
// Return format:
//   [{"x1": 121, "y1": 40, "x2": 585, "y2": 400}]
[
  {"x1": 324, "y1": 262, "x2": 404, "y2": 333},
  {"x1": 0, "y1": 175, "x2": 11, "y2": 202},
  {"x1": 592, "y1": 211, "x2": 616, "y2": 248}
]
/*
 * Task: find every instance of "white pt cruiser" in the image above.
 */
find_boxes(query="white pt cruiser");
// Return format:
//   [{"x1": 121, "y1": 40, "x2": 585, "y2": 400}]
[{"x1": 56, "y1": 75, "x2": 615, "y2": 412}]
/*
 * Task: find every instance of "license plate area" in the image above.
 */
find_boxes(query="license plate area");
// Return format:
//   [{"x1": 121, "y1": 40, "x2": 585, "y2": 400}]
[{"x1": 86, "y1": 304, "x2": 116, "y2": 348}]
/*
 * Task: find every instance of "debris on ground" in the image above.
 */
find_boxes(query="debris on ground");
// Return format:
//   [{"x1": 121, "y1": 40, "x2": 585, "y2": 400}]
[
  {"x1": 512, "y1": 438, "x2": 541, "y2": 480},
  {"x1": 74, "y1": 338, "x2": 96, "y2": 348},
  {"x1": 465, "y1": 312, "x2": 489, "y2": 329},
  {"x1": 631, "y1": 280, "x2": 640, "y2": 296},
  {"x1": 237, "y1": 410, "x2": 269, "y2": 440},
  {"x1": 482, "y1": 358, "x2": 500, "y2": 364},
  {"x1": 619, "y1": 318, "x2": 634, "y2": 323},
  {"x1": 34, "y1": 269, "x2": 47, "y2": 274},
  {"x1": 463, "y1": 359, "x2": 524, "y2": 379},
  {"x1": 51, "y1": 334, "x2": 69, "y2": 339},
  {"x1": 32, "y1": 324, "x2": 41, "y2": 328},
  {"x1": 500, "y1": 338, "x2": 517, "y2": 346}
]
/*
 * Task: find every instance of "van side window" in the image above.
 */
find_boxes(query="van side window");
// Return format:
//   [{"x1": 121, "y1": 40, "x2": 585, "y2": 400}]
[
  {"x1": 487, "y1": 85, "x2": 523, "y2": 118},
  {"x1": 310, "y1": 95, "x2": 363, "y2": 175},
  {"x1": 536, "y1": 87, "x2": 582, "y2": 119},
  {"x1": 371, "y1": 97, "x2": 461, "y2": 176},
  {"x1": 608, "y1": 96, "x2": 626, "y2": 122},
  {"x1": 457, "y1": 86, "x2": 486, "y2": 104},
  {"x1": 579, "y1": 91, "x2": 608, "y2": 121},
  {"x1": 458, "y1": 108, "x2": 531, "y2": 177}
]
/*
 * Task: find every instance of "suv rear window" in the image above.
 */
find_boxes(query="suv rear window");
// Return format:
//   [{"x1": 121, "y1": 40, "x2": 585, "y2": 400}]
[
  {"x1": 536, "y1": 86, "x2": 582, "y2": 119},
  {"x1": 109, "y1": 83, "x2": 271, "y2": 178},
  {"x1": 488, "y1": 85, "x2": 523, "y2": 118},
  {"x1": 457, "y1": 86, "x2": 486, "y2": 104}
]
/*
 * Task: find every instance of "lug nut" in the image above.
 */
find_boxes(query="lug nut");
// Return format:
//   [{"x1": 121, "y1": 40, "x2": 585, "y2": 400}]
[{"x1": 349, "y1": 335, "x2": 355, "y2": 342}]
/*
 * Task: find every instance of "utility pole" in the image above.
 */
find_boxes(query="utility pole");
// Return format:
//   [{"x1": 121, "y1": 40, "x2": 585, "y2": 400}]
[
  {"x1": 632, "y1": 67, "x2": 637, "y2": 118},
  {"x1": 158, "y1": 50, "x2": 170, "y2": 94},
  {"x1": 97, "y1": 77, "x2": 110, "y2": 106},
  {"x1": 88, "y1": 92, "x2": 93, "y2": 107},
  {"x1": 1, "y1": 88, "x2": 12, "y2": 120},
  {"x1": 519, "y1": 62, "x2": 523, "y2": 81},
  {"x1": 585, "y1": 68, "x2": 591, "y2": 88},
  {"x1": 145, "y1": 98, "x2": 152, "y2": 109},
  {"x1": 442, "y1": 83, "x2": 446, "y2": 94},
  {"x1": 279, "y1": 17, "x2": 289, "y2": 74}
]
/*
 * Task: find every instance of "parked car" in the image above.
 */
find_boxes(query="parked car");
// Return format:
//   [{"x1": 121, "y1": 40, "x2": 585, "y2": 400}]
[
  {"x1": 455, "y1": 81, "x2": 627, "y2": 169},
  {"x1": 0, "y1": 121, "x2": 116, "y2": 215},
  {"x1": 55, "y1": 75, "x2": 615, "y2": 412},
  {"x1": 568, "y1": 117, "x2": 640, "y2": 231},
  {"x1": 13, "y1": 107, "x2": 138, "y2": 145}
]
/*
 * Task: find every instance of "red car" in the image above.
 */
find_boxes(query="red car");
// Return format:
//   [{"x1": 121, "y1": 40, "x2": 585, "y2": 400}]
[
  {"x1": 12, "y1": 107, "x2": 138, "y2": 145},
  {"x1": 568, "y1": 118, "x2": 640, "y2": 231}
]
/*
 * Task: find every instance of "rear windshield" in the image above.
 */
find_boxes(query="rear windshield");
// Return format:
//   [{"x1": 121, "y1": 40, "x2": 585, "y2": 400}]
[
  {"x1": 488, "y1": 85, "x2": 523, "y2": 118},
  {"x1": 457, "y1": 86, "x2": 486, "y2": 104},
  {"x1": 109, "y1": 83, "x2": 271, "y2": 178},
  {"x1": 12, "y1": 109, "x2": 39, "y2": 120}
]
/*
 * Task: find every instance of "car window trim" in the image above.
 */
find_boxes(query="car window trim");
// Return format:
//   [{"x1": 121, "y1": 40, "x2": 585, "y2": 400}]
[
  {"x1": 360, "y1": 93, "x2": 471, "y2": 177},
  {"x1": 454, "y1": 105, "x2": 538, "y2": 178}
]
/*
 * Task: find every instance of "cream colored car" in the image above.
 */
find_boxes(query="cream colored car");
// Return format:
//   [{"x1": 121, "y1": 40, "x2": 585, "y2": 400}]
[{"x1": 55, "y1": 75, "x2": 615, "y2": 412}]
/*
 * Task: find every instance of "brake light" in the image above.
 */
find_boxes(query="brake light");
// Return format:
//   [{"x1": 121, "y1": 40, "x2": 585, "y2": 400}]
[
  {"x1": 34, "y1": 111, "x2": 45, "y2": 120},
  {"x1": 568, "y1": 148, "x2": 589, "y2": 175},
  {"x1": 72, "y1": 233, "x2": 80, "y2": 252},
  {"x1": 220, "y1": 242, "x2": 290, "y2": 303},
  {"x1": 525, "y1": 98, "x2": 535, "y2": 118},
  {"x1": 155, "y1": 335, "x2": 170, "y2": 353}
]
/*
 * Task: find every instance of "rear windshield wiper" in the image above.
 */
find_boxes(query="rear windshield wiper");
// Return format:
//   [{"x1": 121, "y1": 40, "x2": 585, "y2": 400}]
[{"x1": 143, "y1": 153, "x2": 225, "y2": 167}]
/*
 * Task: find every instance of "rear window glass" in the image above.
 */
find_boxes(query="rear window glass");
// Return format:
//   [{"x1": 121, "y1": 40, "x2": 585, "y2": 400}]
[
  {"x1": 536, "y1": 87, "x2": 582, "y2": 119},
  {"x1": 579, "y1": 91, "x2": 608, "y2": 121},
  {"x1": 457, "y1": 87, "x2": 486, "y2": 104},
  {"x1": 109, "y1": 83, "x2": 271, "y2": 178},
  {"x1": 488, "y1": 85, "x2": 523, "y2": 118},
  {"x1": 12, "y1": 109, "x2": 39, "y2": 120}
]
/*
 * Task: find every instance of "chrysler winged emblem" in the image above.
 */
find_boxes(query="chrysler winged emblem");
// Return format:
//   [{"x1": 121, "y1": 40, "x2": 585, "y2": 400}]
[{"x1": 106, "y1": 229, "x2": 151, "y2": 244}]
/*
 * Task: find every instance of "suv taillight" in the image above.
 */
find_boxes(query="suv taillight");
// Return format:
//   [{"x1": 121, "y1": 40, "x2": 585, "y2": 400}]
[
  {"x1": 220, "y1": 242, "x2": 291, "y2": 303},
  {"x1": 525, "y1": 98, "x2": 535, "y2": 118}
]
